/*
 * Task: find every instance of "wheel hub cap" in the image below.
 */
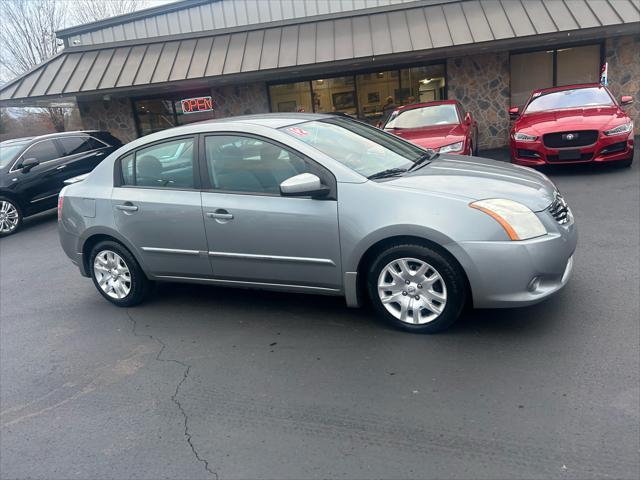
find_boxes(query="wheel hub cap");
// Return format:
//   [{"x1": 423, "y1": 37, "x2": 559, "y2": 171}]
[
  {"x1": 377, "y1": 257, "x2": 447, "y2": 325},
  {"x1": 93, "y1": 250, "x2": 132, "y2": 299},
  {"x1": 0, "y1": 201, "x2": 19, "y2": 233}
]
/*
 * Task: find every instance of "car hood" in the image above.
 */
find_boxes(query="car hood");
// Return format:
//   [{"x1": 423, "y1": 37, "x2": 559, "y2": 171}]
[
  {"x1": 383, "y1": 155, "x2": 557, "y2": 211},
  {"x1": 515, "y1": 106, "x2": 628, "y2": 135},
  {"x1": 386, "y1": 124, "x2": 465, "y2": 149}
]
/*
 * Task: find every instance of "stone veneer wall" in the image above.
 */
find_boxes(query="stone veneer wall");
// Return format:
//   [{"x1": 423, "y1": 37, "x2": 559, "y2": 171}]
[
  {"x1": 446, "y1": 52, "x2": 511, "y2": 150},
  {"x1": 210, "y1": 82, "x2": 269, "y2": 118},
  {"x1": 77, "y1": 97, "x2": 138, "y2": 143},
  {"x1": 77, "y1": 82, "x2": 269, "y2": 142},
  {"x1": 606, "y1": 35, "x2": 640, "y2": 134}
]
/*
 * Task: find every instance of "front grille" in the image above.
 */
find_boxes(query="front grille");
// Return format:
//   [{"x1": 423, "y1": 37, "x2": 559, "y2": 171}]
[
  {"x1": 543, "y1": 130, "x2": 598, "y2": 148},
  {"x1": 549, "y1": 193, "x2": 571, "y2": 225},
  {"x1": 547, "y1": 153, "x2": 593, "y2": 163}
]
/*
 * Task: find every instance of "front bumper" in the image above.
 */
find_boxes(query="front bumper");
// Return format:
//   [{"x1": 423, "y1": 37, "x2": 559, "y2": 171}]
[
  {"x1": 448, "y1": 215, "x2": 577, "y2": 308},
  {"x1": 511, "y1": 133, "x2": 633, "y2": 166}
]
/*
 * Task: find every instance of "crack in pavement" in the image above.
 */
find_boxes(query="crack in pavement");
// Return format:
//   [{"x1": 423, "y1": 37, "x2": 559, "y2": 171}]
[{"x1": 125, "y1": 309, "x2": 218, "y2": 479}]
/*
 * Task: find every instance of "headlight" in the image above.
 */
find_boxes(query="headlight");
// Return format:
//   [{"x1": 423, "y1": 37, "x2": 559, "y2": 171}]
[
  {"x1": 604, "y1": 122, "x2": 633, "y2": 136},
  {"x1": 439, "y1": 141, "x2": 464, "y2": 153},
  {"x1": 470, "y1": 199, "x2": 547, "y2": 241},
  {"x1": 513, "y1": 132, "x2": 538, "y2": 142}
]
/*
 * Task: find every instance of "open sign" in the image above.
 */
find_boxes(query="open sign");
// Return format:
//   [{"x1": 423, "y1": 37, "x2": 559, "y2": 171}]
[{"x1": 181, "y1": 96, "x2": 214, "y2": 114}]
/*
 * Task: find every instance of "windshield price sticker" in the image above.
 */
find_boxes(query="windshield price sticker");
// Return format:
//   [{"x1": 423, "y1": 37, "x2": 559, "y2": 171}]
[{"x1": 288, "y1": 127, "x2": 309, "y2": 136}]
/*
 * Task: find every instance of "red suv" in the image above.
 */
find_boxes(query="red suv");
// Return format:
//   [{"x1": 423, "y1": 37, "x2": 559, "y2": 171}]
[{"x1": 510, "y1": 84, "x2": 634, "y2": 167}]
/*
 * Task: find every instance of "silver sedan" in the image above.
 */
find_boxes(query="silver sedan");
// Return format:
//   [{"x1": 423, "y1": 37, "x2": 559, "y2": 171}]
[{"x1": 59, "y1": 114, "x2": 577, "y2": 333}]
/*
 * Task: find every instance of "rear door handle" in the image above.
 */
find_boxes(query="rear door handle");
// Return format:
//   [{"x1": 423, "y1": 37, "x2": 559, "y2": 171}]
[
  {"x1": 56, "y1": 164, "x2": 67, "y2": 170},
  {"x1": 206, "y1": 210, "x2": 233, "y2": 220},
  {"x1": 95, "y1": 151, "x2": 105, "y2": 157},
  {"x1": 116, "y1": 203, "x2": 138, "y2": 212}
]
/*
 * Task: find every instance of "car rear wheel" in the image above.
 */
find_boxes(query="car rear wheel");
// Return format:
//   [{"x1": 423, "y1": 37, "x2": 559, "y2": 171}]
[
  {"x1": 367, "y1": 244, "x2": 467, "y2": 333},
  {"x1": 0, "y1": 197, "x2": 22, "y2": 237},
  {"x1": 90, "y1": 241, "x2": 151, "y2": 307}
]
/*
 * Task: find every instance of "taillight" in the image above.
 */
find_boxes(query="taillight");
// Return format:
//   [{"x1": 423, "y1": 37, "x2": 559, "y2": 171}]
[{"x1": 57, "y1": 194, "x2": 64, "y2": 222}]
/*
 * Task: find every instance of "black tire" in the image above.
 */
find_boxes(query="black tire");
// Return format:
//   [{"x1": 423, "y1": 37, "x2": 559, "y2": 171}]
[
  {"x1": 366, "y1": 243, "x2": 467, "y2": 333},
  {"x1": 89, "y1": 240, "x2": 151, "y2": 307},
  {"x1": 0, "y1": 196, "x2": 22, "y2": 238}
]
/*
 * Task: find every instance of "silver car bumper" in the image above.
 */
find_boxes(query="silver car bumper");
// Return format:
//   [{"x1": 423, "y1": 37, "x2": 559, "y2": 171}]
[{"x1": 451, "y1": 221, "x2": 577, "y2": 308}]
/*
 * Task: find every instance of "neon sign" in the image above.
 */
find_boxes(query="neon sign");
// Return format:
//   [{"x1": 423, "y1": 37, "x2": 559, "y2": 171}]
[{"x1": 180, "y1": 96, "x2": 214, "y2": 114}]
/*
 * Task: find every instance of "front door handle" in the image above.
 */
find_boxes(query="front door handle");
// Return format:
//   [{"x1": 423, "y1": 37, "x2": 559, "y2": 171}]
[
  {"x1": 206, "y1": 209, "x2": 233, "y2": 220},
  {"x1": 116, "y1": 203, "x2": 138, "y2": 212}
]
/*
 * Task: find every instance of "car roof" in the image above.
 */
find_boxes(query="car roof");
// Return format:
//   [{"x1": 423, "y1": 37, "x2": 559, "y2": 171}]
[
  {"x1": 0, "y1": 130, "x2": 106, "y2": 145},
  {"x1": 393, "y1": 100, "x2": 458, "y2": 113},
  {"x1": 0, "y1": 136, "x2": 33, "y2": 145},
  {"x1": 531, "y1": 83, "x2": 605, "y2": 96},
  {"x1": 193, "y1": 112, "x2": 331, "y2": 129}
]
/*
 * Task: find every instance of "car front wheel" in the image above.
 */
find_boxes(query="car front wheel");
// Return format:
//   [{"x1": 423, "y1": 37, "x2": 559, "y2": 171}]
[
  {"x1": 90, "y1": 241, "x2": 151, "y2": 307},
  {"x1": 0, "y1": 197, "x2": 22, "y2": 237},
  {"x1": 367, "y1": 244, "x2": 467, "y2": 333}
]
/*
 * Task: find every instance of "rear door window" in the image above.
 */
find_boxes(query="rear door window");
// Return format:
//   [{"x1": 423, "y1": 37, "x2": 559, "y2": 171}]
[
  {"x1": 120, "y1": 138, "x2": 195, "y2": 189},
  {"x1": 59, "y1": 136, "x2": 92, "y2": 156}
]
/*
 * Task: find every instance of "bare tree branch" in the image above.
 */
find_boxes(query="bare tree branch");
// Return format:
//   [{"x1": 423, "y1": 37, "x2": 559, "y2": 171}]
[{"x1": 69, "y1": 0, "x2": 149, "y2": 26}]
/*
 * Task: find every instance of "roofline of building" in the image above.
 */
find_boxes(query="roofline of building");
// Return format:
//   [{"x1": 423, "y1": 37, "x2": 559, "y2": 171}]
[
  {"x1": 3, "y1": 24, "x2": 637, "y2": 109},
  {"x1": 55, "y1": 0, "x2": 459, "y2": 40},
  {"x1": 55, "y1": 0, "x2": 212, "y2": 39}
]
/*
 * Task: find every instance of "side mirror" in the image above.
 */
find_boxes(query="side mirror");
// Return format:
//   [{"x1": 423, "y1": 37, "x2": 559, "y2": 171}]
[
  {"x1": 508, "y1": 106, "x2": 519, "y2": 118},
  {"x1": 280, "y1": 173, "x2": 330, "y2": 198},
  {"x1": 464, "y1": 112, "x2": 472, "y2": 125},
  {"x1": 20, "y1": 158, "x2": 39, "y2": 172},
  {"x1": 620, "y1": 95, "x2": 633, "y2": 105}
]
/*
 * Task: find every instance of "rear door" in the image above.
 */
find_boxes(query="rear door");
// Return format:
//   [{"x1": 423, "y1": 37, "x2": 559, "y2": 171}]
[
  {"x1": 57, "y1": 135, "x2": 109, "y2": 180},
  {"x1": 11, "y1": 139, "x2": 66, "y2": 210},
  {"x1": 111, "y1": 136, "x2": 212, "y2": 277}
]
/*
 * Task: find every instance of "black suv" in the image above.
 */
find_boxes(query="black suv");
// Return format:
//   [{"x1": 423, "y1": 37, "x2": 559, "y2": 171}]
[{"x1": 0, "y1": 131, "x2": 122, "y2": 237}]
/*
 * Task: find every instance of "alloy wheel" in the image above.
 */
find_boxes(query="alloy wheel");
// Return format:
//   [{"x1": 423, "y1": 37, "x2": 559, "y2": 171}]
[
  {"x1": 93, "y1": 250, "x2": 132, "y2": 299},
  {"x1": 377, "y1": 257, "x2": 447, "y2": 324},
  {"x1": 0, "y1": 201, "x2": 19, "y2": 234}
]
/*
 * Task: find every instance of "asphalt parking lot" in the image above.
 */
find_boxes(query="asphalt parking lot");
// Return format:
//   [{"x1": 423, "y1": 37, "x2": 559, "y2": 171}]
[{"x1": 1, "y1": 150, "x2": 639, "y2": 480}]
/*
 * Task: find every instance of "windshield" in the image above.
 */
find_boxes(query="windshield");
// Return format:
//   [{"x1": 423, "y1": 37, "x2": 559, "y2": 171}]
[
  {"x1": 0, "y1": 142, "x2": 28, "y2": 169},
  {"x1": 385, "y1": 104, "x2": 459, "y2": 129},
  {"x1": 525, "y1": 87, "x2": 614, "y2": 113},
  {"x1": 280, "y1": 118, "x2": 429, "y2": 178}
]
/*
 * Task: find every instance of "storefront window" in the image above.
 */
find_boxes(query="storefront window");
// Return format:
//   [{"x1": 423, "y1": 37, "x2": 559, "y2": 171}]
[
  {"x1": 269, "y1": 81, "x2": 313, "y2": 113},
  {"x1": 401, "y1": 65, "x2": 446, "y2": 104},
  {"x1": 133, "y1": 92, "x2": 214, "y2": 136},
  {"x1": 268, "y1": 63, "x2": 446, "y2": 125},
  {"x1": 510, "y1": 44, "x2": 601, "y2": 108},
  {"x1": 134, "y1": 99, "x2": 176, "y2": 136},
  {"x1": 556, "y1": 45, "x2": 601, "y2": 86},
  {"x1": 312, "y1": 76, "x2": 357, "y2": 115}
]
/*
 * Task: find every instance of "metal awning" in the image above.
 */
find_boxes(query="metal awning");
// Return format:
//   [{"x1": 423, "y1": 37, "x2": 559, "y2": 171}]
[{"x1": 1, "y1": 0, "x2": 639, "y2": 106}]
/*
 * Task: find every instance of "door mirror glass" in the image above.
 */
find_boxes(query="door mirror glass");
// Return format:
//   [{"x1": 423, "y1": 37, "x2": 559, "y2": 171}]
[
  {"x1": 280, "y1": 173, "x2": 329, "y2": 198},
  {"x1": 21, "y1": 158, "x2": 39, "y2": 172},
  {"x1": 508, "y1": 106, "x2": 519, "y2": 118},
  {"x1": 620, "y1": 95, "x2": 633, "y2": 105}
]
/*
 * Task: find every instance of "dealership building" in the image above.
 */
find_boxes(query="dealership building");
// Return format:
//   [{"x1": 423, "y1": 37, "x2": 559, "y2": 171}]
[{"x1": 0, "y1": 0, "x2": 638, "y2": 149}]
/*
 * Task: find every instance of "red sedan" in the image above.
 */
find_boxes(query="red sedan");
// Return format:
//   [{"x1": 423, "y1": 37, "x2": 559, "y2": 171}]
[
  {"x1": 382, "y1": 100, "x2": 478, "y2": 155},
  {"x1": 510, "y1": 84, "x2": 634, "y2": 167}
]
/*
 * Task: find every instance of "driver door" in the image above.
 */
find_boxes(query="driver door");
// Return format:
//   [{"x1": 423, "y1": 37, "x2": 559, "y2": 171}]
[
  {"x1": 200, "y1": 134, "x2": 342, "y2": 290},
  {"x1": 12, "y1": 139, "x2": 67, "y2": 211}
]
